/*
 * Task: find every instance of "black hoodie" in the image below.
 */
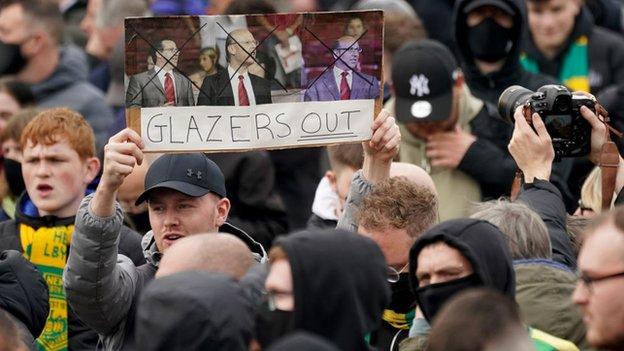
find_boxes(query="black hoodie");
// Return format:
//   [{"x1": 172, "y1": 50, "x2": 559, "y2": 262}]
[
  {"x1": 135, "y1": 271, "x2": 254, "y2": 351},
  {"x1": 0, "y1": 250, "x2": 49, "y2": 344},
  {"x1": 268, "y1": 332, "x2": 340, "y2": 351},
  {"x1": 274, "y1": 229, "x2": 391, "y2": 351},
  {"x1": 454, "y1": 0, "x2": 558, "y2": 105},
  {"x1": 408, "y1": 219, "x2": 515, "y2": 299}
]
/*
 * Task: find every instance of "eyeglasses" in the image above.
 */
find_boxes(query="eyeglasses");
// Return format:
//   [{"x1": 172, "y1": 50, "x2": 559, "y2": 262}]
[
  {"x1": 578, "y1": 271, "x2": 624, "y2": 293},
  {"x1": 387, "y1": 263, "x2": 409, "y2": 283},
  {"x1": 335, "y1": 47, "x2": 362, "y2": 53}
]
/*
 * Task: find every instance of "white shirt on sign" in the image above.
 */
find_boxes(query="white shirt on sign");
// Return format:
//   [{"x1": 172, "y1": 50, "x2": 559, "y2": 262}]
[
  {"x1": 154, "y1": 65, "x2": 177, "y2": 101},
  {"x1": 333, "y1": 66, "x2": 353, "y2": 91}
]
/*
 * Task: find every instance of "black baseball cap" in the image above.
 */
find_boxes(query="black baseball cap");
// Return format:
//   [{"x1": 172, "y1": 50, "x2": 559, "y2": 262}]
[
  {"x1": 392, "y1": 39, "x2": 458, "y2": 123},
  {"x1": 463, "y1": 0, "x2": 515, "y2": 15},
  {"x1": 135, "y1": 153, "x2": 226, "y2": 205}
]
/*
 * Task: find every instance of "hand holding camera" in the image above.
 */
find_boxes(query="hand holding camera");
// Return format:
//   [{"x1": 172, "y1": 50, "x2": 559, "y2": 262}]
[{"x1": 508, "y1": 108, "x2": 554, "y2": 183}]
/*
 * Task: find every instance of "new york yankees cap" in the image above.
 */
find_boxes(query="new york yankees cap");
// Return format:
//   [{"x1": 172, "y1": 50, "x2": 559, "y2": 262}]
[
  {"x1": 392, "y1": 39, "x2": 458, "y2": 123},
  {"x1": 135, "y1": 153, "x2": 226, "y2": 205}
]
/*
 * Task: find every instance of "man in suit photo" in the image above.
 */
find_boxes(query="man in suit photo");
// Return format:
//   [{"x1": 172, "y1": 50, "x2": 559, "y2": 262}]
[
  {"x1": 304, "y1": 35, "x2": 380, "y2": 102},
  {"x1": 126, "y1": 38, "x2": 195, "y2": 108},
  {"x1": 197, "y1": 28, "x2": 272, "y2": 106}
]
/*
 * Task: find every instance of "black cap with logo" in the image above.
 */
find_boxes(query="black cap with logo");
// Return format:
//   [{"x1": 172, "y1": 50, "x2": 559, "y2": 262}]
[
  {"x1": 392, "y1": 39, "x2": 459, "y2": 123},
  {"x1": 135, "y1": 153, "x2": 226, "y2": 205}
]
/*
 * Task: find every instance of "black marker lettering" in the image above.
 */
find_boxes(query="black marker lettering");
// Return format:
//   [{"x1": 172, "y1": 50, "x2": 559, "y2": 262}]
[
  {"x1": 326, "y1": 112, "x2": 338, "y2": 132},
  {"x1": 254, "y1": 113, "x2": 275, "y2": 140},
  {"x1": 146, "y1": 114, "x2": 165, "y2": 143},
  {"x1": 301, "y1": 112, "x2": 322, "y2": 134},
  {"x1": 275, "y1": 113, "x2": 291, "y2": 138},
  {"x1": 340, "y1": 109, "x2": 360, "y2": 130},
  {"x1": 168, "y1": 116, "x2": 184, "y2": 144},
  {"x1": 186, "y1": 115, "x2": 203, "y2": 143},
  {"x1": 205, "y1": 115, "x2": 223, "y2": 142},
  {"x1": 230, "y1": 115, "x2": 251, "y2": 142}
]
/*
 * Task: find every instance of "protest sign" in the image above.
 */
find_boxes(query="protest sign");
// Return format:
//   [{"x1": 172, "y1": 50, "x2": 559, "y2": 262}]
[{"x1": 125, "y1": 10, "x2": 383, "y2": 152}]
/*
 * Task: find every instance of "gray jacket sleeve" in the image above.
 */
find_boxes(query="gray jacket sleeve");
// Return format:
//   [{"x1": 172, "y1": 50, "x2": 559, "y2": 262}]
[
  {"x1": 64, "y1": 193, "x2": 139, "y2": 336},
  {"x1": 336, "y1": 170, "x2": 374, "y2": 232}
]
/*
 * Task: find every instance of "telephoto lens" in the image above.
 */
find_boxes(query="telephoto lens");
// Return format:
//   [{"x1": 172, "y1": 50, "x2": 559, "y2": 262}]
[{"x1": 497, "y1": 85, "x2": 534, "y2": 123}]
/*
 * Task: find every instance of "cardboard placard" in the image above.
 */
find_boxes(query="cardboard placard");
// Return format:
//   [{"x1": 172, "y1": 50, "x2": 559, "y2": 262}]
[{"x1": 125, "y1": 10, "x2": 383, "y2": 152}]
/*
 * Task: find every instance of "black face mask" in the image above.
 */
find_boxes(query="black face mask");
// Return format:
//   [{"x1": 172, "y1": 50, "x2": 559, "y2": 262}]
[
  {"x1": 0, "y1": 41, "x2": 27, "y2": 75},
  {"x1": 255, "y1": 303, "x2": 296, "y2": 348},
  {"x1": 467, "y1": 17, "x2": 513, "y2": 63},
  {"x1": 389, "y1": 273, "x2": 416, "y2": 312},
  {"x1": 3, "y1": 158, "x2": 24, "y2": 197},
  {"x1": 415, "y1": 274, "x2": 480, "y2": 322}
]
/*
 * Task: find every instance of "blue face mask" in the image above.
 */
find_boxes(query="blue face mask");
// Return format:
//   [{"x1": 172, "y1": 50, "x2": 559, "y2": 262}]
[{"x1": 415, "y1": 274, "x2": 481, "y2": 322}]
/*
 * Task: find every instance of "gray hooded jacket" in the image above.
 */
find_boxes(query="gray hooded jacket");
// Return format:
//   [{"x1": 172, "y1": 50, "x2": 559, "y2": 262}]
[{"x1": 63, "y1": 193, "x2": 266, "y2": 350}]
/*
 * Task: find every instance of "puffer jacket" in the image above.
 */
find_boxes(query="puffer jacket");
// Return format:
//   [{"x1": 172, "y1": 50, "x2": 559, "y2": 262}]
[{"x1": 64, "y1": 193, "x2": 267, "y2": 350}]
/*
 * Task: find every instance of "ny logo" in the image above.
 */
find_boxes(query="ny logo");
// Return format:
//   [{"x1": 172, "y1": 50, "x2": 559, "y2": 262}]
[
  {"x1": 187, "y1": 169, "x2": 202, "y2": 180},
  {"x1": 410, "y1": 74, "x2": 430, "y2": 97}
]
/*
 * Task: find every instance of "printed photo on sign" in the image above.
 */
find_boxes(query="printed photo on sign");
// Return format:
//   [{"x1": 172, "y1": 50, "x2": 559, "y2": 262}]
[{"x1": 124, "y1": 11, "x2": 383, "y2": 152}]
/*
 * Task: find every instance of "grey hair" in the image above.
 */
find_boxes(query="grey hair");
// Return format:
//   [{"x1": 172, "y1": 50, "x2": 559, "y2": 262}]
[
  {"x1": 95, "y1": 0, "x2": 149, "y2": 28},
  {"x1": 470, "y1": 199, "x2": 552, "y2": 260}
]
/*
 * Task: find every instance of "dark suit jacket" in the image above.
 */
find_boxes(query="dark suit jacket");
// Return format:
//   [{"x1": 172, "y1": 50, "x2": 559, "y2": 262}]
[
  {"x1": 125, "y1": 69, "x2": 195, "y2": 107},
  {"x1": 304, "y1": 68, "x2": 380, "y2": 102},
  {"x1": 196, "y1": 69, "x2": 272, "y2": 106}
]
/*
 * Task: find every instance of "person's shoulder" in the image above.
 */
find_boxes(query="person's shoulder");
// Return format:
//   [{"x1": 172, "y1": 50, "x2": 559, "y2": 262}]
[{"x1": 591, "y1": 26, "x2": 624, "y2": 48}]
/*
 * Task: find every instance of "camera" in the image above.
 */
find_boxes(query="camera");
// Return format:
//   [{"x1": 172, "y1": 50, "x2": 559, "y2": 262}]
[{"x1": 498, "y1": 84, "x2": 594, "y2": 157}]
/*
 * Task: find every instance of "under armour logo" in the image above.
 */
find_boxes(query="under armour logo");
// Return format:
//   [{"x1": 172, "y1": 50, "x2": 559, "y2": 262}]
[
  {"x1": 410, "y1": 74, "x2": 430, "y2": 97},
  {"x1": 187, "y1": 169, "x2": 202, "y2": 180}
]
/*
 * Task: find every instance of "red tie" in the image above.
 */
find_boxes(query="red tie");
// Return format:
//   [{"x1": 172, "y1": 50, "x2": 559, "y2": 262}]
[
  {"x1": 238, "y1": 75, "x2": 250, "y2": 106},
  {"x1": 340, "y1": 71, "x2": 351, "y2": 100},
  {"x1": 164, "y1": 72, "x2": 175, "y2": 105}
]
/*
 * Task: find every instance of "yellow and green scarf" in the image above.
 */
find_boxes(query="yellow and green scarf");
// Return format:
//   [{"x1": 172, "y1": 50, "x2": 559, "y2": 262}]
[
  {"x1": 20, "y1": 223, "x2": 73, "y2": 351},
  {"x1": 520, "y1": 35, "x2": 590, "y2": 92}
]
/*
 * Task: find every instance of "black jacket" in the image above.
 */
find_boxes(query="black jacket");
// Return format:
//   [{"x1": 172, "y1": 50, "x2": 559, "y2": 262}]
[
  {"x1": 274, "y1": 229, "x2": 391, "y2": 351},
  {"x1": 409, "y1": 0, "x2": 456, "y2": 49},
  {"x1": 518, "y1": 180, "x2": 578, "y2": 269},
  {"x1": 135, "y1": 271, "x2": 254, "y2": 351},
  {"x1": 522, "y1": 6, "x2": 624, "y2": 95},
  {"x1": 0, "y1": 192, "x2": 146, "y2": 350},
  {"x1": 208, "y1": 151, "x2": 289, "y2": 249},
  {"x1": 454, "y1": 0, "x2": 558, "y2": 105},
  {"x1": 409, "y1": 219, "x2": 516, "y2": 299},
  {"x1": 0, "y1": 250, "x2": 49, "y2": 348},
  {"x1": 460, "y1": 102, "x2": 517, "y2": 199},
  {"x1": 197, "y1": 69, "x2": 272, "y2": 106}
]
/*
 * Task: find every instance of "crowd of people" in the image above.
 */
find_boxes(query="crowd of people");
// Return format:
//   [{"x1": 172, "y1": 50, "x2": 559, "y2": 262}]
[{"x1": 1, "y1": 0, "x2": 624, "y2": 350}]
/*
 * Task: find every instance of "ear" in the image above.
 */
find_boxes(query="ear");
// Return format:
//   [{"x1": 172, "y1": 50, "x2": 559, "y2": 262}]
[
  {"x1": 325, "y1": 170, "x2": 338, "y2": 192},
  {"x1": 22, "y1": 32, "x2": 45, "y2": 57},
  {"x1": 215, "y1": 197, "x2": 231, "y2": 227},
  {"x1": 83, "y1": 157, "x2": 101, "y2": 185}
]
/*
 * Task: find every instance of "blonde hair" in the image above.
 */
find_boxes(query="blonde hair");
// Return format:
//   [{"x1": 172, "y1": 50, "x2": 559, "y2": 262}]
[{"x1": 580, "y1": 167, "x2": 616, "y2": 213}]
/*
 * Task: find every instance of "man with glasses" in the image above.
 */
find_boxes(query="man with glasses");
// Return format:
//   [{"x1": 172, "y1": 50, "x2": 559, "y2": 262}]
[
  {"x1": 304, "y1": 35, "x2": 380, "y2": 102},
  {"x1": 573, "y1": 206, "x2": 624, "y2": 350},
  {"x1": 126, "y1": 38, "x2": 195, "y2": 107},
  {"x1": 197, "y1": 28, "x2": 272, "y2": 106}
]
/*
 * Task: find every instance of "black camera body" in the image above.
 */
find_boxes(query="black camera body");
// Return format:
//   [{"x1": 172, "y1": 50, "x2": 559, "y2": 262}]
[{"x1": 498, "y1": 84, "x2": 594, "y2": 158}]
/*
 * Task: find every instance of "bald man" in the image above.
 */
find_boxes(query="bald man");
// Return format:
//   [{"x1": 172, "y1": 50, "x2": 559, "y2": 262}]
[
  {"x1": 304, "y1": 35, "x2": 380, "y2": 102},
  {"x1": 156, "y1": 233, "x2": 255, "y2": 280},
  {"x1": 197, "y1": 28, "x2": 272, "y2": 106}
]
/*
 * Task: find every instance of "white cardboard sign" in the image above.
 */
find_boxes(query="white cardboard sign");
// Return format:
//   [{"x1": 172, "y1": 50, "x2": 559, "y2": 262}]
[{"x1": 140, "y1": 99, "x2": 374, "y2": 152}]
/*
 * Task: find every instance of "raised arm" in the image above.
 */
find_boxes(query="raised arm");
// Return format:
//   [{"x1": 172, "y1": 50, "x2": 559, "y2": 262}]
[{"x1": 64, "y1": 129, "x2": 145, "y2": 335}]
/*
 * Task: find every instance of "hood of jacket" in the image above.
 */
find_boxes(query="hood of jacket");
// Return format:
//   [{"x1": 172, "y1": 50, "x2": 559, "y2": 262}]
[
  {"x1": 522, "y1": 6, "x2": 593, "y2": 69},
  {"x1": 453, "y1": 0, "x2": 525, "y2": 90},
  {"x1": 30, "y1": 45, "x2": 88, "y2": 101},
  {"x1": 409, "y1": 218, "x2": 516, "y2": 299},
  {"x1": 140, "y1": 222, "x2": 267, "y2": 267},
  {"x1": 14, "y1": 191, "x2": 77, "y2": 228},
  {"x1": 267, "y1": 332, "x2": 340, "y2": 351},
  {"x1": 273, "y1": 229, "x2": 390, "y2": 351},
  {"x1": 0, "y1": 250, "x2": 49, "y2": 338},
  {"x1": 135, "y1": 271, "x2": 253, "y2": 351}
]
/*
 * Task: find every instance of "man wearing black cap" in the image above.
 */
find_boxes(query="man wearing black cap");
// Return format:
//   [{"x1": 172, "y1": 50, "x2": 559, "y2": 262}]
[
  {"x1": 390, "y1": 39, "x2": 515, "y2": 220},
  {"x1": 63, "y1": 128, "x2": 267, "y2": 350},
  {"x1": 453, "y1": 0, "x2": 558, "y2": 105}
]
